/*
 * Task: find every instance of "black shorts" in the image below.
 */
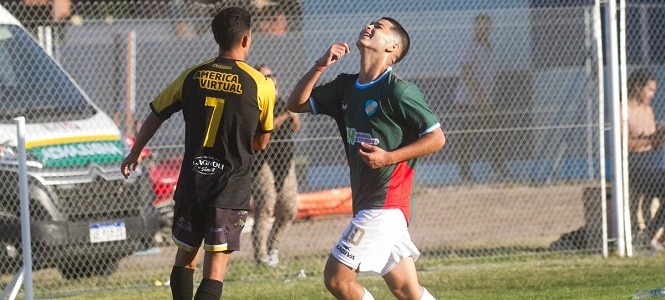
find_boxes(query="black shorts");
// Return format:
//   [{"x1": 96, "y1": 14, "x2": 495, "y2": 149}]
[{"x1": 171, "y1": 201, "x2": 249, "y2": 253}]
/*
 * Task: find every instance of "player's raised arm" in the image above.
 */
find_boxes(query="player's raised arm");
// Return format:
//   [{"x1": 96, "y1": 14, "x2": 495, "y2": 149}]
[{"x1": 287, "y1": 42, "x2": 350, "y2": 113}]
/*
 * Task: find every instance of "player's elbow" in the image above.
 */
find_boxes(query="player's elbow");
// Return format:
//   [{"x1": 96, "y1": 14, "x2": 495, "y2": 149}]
[
  {"x1": 252, "y1": 140, "x2": 269, "y2": 151},
  {"x1": 252, "y1": 132, "x2": 271, "y2": 151},
  {"x1": 286, "y1": 97, "x2": 298, "y2": 112},
  {"x1": 286, "y1": 96, "x2": 310, "y2": 113},
  {"x1": 431, "y1": 128, "x2": 446, "y2": 151}
]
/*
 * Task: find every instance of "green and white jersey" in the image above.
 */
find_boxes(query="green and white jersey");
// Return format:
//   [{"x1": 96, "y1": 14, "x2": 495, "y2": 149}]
[{"x1": 310, "y1": 67, "x2": 440, "y2": 223}]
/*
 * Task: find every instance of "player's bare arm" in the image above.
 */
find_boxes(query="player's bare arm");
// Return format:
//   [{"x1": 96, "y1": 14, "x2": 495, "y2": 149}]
[
  {"x1": 121, "y1": 112, "x2": 164, "y2": 178},
  {"x1": 287, "y1": 43, "x2": 351, "y2": 113},
  {"x1": 358, "y1": 127, "x2": 445, "y2": 169},
  {"x1": 252, "y1": 132, "x2": 271, "y2": 151}
]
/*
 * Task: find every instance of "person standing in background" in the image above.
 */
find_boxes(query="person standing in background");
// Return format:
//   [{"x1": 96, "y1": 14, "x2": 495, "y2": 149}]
[
  {"x1": 257, "y1": 4, "x2": 288, "y2": 36},
  {"x1": 252, "y1": 64, "x2": 301, "y2": 267},
  {"x1": 19, "y1": 0, "x2": 71, "y2": 23},
  {"x1": 8, "y1": 0, "x2": 71, "y2": 49},
  {"x1": 454, "y1": 12, "x2": 512, "y2": 184},
  {"x1": 626, "y1": 68, "x2": 665, "y2": 252}
]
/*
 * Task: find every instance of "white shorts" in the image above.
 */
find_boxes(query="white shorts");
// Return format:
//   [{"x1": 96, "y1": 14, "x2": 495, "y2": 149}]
[{"x1": 331, "y1": 209, "x2": 420, "y2": 276}]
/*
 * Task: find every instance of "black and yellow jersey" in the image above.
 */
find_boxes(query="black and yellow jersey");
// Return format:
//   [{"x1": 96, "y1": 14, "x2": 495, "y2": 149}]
[{"x1": 150, "y1": 57, "x2": 275, "y2": 209}]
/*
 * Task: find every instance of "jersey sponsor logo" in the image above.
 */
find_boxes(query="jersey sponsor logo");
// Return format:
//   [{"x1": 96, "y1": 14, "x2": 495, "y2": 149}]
[
  {"x1": 209, "y1": 227, "x2": 224, "y2": 233},
  {"x1": 193, "y1": 70, "x2": 243, "y2": 94},
  {"x1": 346, "y1": 127, "x2": 380, "y2": 146},
  {"x1": 192, "y1": 156, "x2": 226, "y2": 175},
  {"x1": 335, "y1": 244, "x2": 356, "y2": 260},
  {"x1": 364, "y1": 99, "x2": 378, "y2": 117}
]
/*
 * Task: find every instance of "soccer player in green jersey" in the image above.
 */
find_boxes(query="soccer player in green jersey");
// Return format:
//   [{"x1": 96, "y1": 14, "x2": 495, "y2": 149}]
[
  {"x1": 287, "y1": 17, "x2": 445, "y2": 300},
  {"x1": 121, "y1": 7, "x2": 275, "y2": 300}
]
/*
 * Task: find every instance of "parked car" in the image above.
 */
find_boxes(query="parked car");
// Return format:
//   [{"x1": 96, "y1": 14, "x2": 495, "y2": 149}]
[{"x1": 0, "y1": 4, "x2": 160, "y2": 279}]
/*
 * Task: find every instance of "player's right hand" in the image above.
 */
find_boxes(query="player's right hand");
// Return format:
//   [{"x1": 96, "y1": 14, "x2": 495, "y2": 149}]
[
  {"x1": 120, "y1": 153, "x2": 140, "y2": 179},
  {"x1": 317, "y1": 43, "x2": 351, "y2": 68}
]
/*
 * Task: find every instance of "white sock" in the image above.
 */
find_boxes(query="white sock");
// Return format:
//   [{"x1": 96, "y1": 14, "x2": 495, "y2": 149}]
[
  {"x1": 420, "y1": 287, "x2": 435, "y2": 300},
  {"x1": 362, "y1": 287, "x2": 375, "y2": 300}
]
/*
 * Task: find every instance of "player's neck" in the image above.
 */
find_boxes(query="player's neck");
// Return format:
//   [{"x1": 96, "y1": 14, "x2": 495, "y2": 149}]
[
  {"x1": 358, "y1": 53, "x2": 391, "y2": 84},
  {"x1": 628, "y1": 98, "x2": 647, "y2": 107},
  {"x1": 217, "y1": 48, "x2": 246, "y2": 61}
]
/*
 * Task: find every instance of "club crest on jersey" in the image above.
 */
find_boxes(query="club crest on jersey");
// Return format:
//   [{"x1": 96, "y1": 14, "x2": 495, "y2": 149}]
[{"x1": 364, "y1": 99, "x2": 378, "y2": 117}]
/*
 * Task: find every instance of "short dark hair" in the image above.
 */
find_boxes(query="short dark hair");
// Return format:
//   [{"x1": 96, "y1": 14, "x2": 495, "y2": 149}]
[
  {"x1": 475, "y1": 12, "x2": 492, "y2": 24},
  {"x1": 211, "y1": 7, "x2": 251, "y2": 51},
  {"x1": 628, "y1": 68, "x2": 656, "y2": 98},
  {"x1": 381, "y1": 17, "x2": 410, "y2": 64}
]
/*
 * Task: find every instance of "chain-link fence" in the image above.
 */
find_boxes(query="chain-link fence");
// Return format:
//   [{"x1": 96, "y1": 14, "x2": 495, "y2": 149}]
[{"x1": 0, "y1": 0, "x2": 664, "y2": 298}]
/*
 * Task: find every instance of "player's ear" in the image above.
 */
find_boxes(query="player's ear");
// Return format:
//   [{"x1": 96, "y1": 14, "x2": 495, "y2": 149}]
[
  {"x1": 390, "y1": 42, "x2": 400, "y2": 53},
  {"x1": 385, "y1": 41, "x2": 400, "y2": 60},
  {"x1": 241, "y1": 33, "x2": 251, "y2": 48}
]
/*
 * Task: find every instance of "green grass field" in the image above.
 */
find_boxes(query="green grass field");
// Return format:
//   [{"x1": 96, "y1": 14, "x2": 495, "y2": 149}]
[{"x1": 47, "y1": 253, "x2": 665, "y2": 300}]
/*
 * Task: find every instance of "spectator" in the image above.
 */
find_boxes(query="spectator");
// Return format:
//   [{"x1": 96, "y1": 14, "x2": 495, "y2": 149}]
[
  {"x1": 19, "y1": 0, "x2": 71, "y2": 24},
  {"x1": 121, "y1": 7, "x2": 275, "y2": 299},
  {"x1": 626, "y1": 68, "x2": 665, "y2": 251},
  {"x1": 170, "y1": 0, "x2": 230, "y2": 38},
  {"x1": 170, "y1": 0, "x2": 196, "y2": 38},
  {"x1": 257, "y1": 4, "x2": 288, "y2": 36},
  {"x1": 454, "y1": 12, "x2": 512, "y2": 183},
  {"x1": 8, "y1": 0, "x2": 71, "y2": 47},
  {"x1": 251, "y1": 64, "x2": 301, "y2": 267}
]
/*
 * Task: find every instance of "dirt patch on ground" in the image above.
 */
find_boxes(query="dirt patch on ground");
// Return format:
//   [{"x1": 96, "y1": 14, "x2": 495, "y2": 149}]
[
  {"x1": 118, "y1": 182, "x2": 596, "y2": 270},
  {"x1": 234, "y1": 182, "x2": 593, "y2": 260}
]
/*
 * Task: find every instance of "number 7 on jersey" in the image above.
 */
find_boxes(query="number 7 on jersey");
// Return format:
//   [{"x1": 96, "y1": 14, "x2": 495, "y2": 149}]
[{"x1": 204, "y1": 96, "x2": 225, "y2": 147}]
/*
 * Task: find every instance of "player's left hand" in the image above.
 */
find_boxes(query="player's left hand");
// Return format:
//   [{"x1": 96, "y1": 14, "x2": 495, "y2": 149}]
[{"x1": 358, "y1": 142, "x2": 391, "y2": 169}]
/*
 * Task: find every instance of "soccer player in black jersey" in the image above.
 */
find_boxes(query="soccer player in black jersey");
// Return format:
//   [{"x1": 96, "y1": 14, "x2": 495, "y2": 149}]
[
  {"x1": 287, "y1": 18, "x2": 445, "y2": 300},
  {"x1": 121, "y1": 7, "x2": 275, "y2": 300}
]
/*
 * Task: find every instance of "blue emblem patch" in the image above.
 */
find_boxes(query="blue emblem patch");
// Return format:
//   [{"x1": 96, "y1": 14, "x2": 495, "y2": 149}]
[{"x1": 365, "y1": 99, "x2": 378, "y2": 117}]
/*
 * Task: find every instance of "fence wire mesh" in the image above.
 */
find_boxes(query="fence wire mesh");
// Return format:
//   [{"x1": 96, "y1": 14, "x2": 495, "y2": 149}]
[{"x1": 0, "y1": 0, "x2": 663, "y2": 298}]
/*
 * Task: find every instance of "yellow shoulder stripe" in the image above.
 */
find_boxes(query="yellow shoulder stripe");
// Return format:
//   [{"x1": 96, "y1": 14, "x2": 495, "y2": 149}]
[{"x1": 236, "y1": 61, "x2": 275, "y2": 132}]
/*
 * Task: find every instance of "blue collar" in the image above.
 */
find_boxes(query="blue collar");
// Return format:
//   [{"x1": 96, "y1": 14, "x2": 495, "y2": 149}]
[{"x1": 355, "y1": 67, "x2": 392, "y2": 89}]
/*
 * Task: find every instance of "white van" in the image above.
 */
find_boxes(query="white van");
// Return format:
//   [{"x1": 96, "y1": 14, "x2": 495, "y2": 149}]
[{"x1": 0, "y1": 5, "x2": 159, "y2": 279}]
